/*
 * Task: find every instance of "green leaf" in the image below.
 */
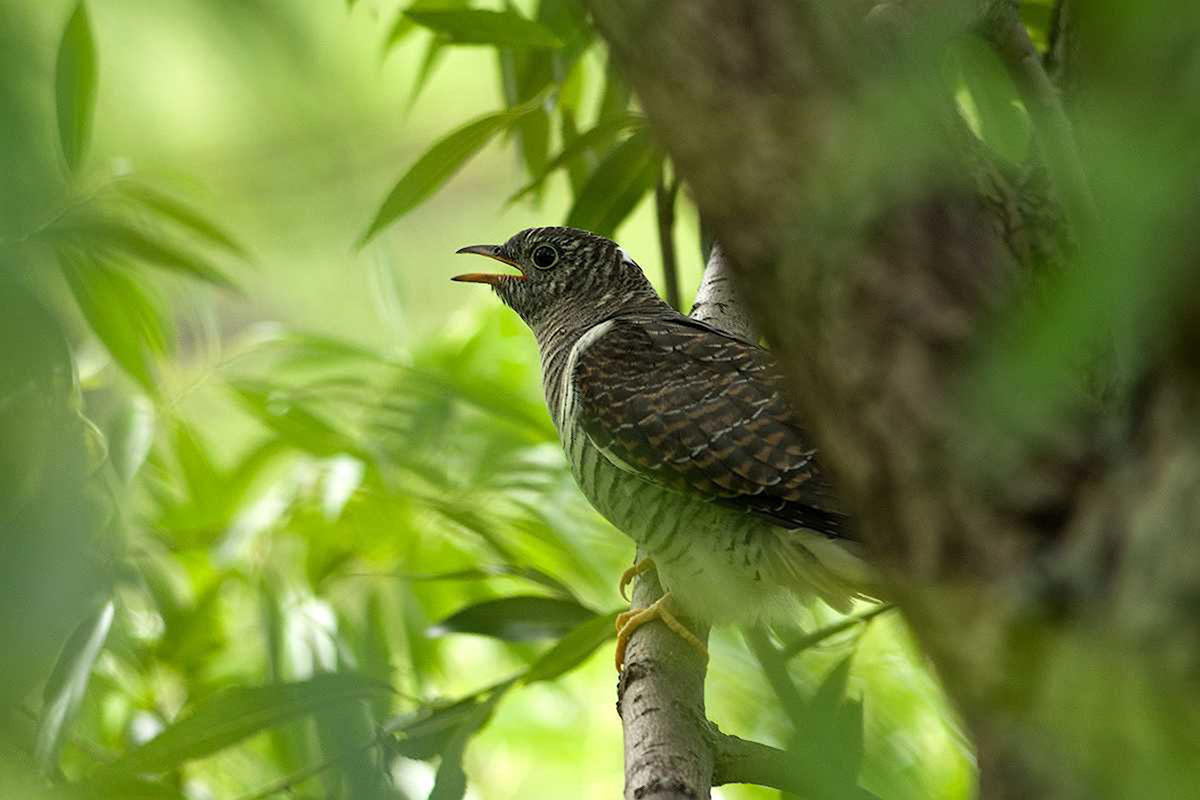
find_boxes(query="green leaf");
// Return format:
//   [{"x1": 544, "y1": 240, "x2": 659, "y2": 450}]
[
  {"x1": 522, "y1": 610, "x2": 618, "y2": 684},
  {"x1": 384, "y1": 0, "x2": 470, "y2": 52},
  {"x1": 407, "y1": 35, "x2": 451, "y2": 109},
  {"x1": 46, "y1": 209, "x2": 236, "y2": 289},
  {"x1": 566, "y1": 129, "x2": 660, "y2": 236},
  {"x1": 396, "y1": 564, "x2": 577, "y2": 600},
  {"x1": 362, "y1": 591, "x2": 393, "y2": 720},
  {"x1": 405, "y1": 9, "x2": 562, "y2": 48},
  {"x1": 102, "y1": 673, "x2": 390, "y2": 775},
  {"x1": 171, "y1": 419, "x2": 222, "y2": 508},
  {"x1": 116, "y1": 182, "x2": 247, "y2": 256},
  {"x1": 789, "y1": 655, "x2": 866, "y2": 800},
  {"x1": 36, "y1": 601, "x2": 115, "y2": 772},
  {"x1": 359, "y1": 108, "x2": 530, "y2": 244},
  {"x1": 58, "y1": 774, "x2": 188, "y2": 799},
  {"x1": 59, "y1": 251, "x2": 170, "y2": 394},
  {"x1": 55, "y1": 1, "x2": 98, "y2": 172},
  {"x1": 230, "y1": 380, "x2": 362, "y2": 458},
  {"x1": 427, "y1": 595, "x2": 595, "y2": 641},
  {"x1": 107, "y1": 396, "x2": 155, "y2": 483},
  {"x1": 424, "y1": 689, "x2": 508, "y2": 800},
  {"x1": 951, "y1": 36, "x2": 1031, "y2": 165},
  {"x1": 507, "y1": 112, "x2": 644, "y2": 204}
]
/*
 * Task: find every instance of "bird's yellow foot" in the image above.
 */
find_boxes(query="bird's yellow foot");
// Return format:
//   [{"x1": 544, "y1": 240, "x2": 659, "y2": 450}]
[
  {"x1": 614, "y1": 592, "x2": 709, "y2": 671},
  {"x1": 618, "y1": 557, "x2": 657, "y2": 601}
]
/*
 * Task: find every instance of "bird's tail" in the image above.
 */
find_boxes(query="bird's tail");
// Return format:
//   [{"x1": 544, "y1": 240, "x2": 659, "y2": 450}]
[{"x1": 766, "y1": 532, "x2": 878, "y2": 613}]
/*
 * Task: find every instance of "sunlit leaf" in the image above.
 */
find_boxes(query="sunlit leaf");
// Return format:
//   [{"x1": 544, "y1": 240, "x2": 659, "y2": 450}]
[
  {"x1": 1020, "y1": 0, "x2": 1055, "y2": 51},
  {"x1": 507, "y1": 112, "x2": 644, "y2": 204},
  {"x1": 952, "y1": 35, "x2": 1031, "y2": 165},
  {"x1": 416, "y1": 688, "x2": 509, "y2": 800},
  {"x1": 171, "y1": 419, "x2": 222, "y2": 508},
  {"x1": 60, "y1": 251, "x2": 169, "y2": 393},
  {"x1": 35, "y1": 601, "x2": 114, "y2": 772},
  {"x1": 55, "y1": 1, "x2": 97, "y2": 172},
  {"x1": 384, "y1": 0, "x2": 471, "y2": 52},
  {"x1": 362, "y1": 591, "x2": 393, "y2": 720},
  {"x1": 428, "y1": 595, "x2": 595, "y2": 641},
  {"x1": 788, "y1": 655, "x2": 867, "y2": 800},
  {"x1": 359, "y1": 107, "x2": 535, "y2": 244},
  {"x1": 116, "y1": 182, "x2": 247, "y2": 256},
  {"x1": 522, "y1": 610, "x2": 618, "y2": 684},
  {"x1": 58, "y1": 774, "x2": 187, "y2": 799},
  {"x1": 100, "y1": 673, "x2": 390, "y2": 775},
  {"x1": 405, "y1": 9, "x2": 562, "y2": 48},
  {"x1": 408, "y1": 35, "x2": 450, "y2": 108},
  {"x1": 230, "y1": 380, "x2": 363, "y2": 458},
  {"x1": 45, "y1": 209, "x2": 236, "y2": 289},
  {"x1": 107, "y1": 395, "x2": 155, "y2": 484},
  {"x1": 396, "y1": 564, "x2": 577, "y2": 600},
  {"x1": 566, "y1": 129, "x2": 660, "y2": 236}
]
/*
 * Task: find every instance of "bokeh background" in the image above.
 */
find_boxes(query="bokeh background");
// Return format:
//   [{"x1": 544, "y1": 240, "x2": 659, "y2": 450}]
[{"x1": 0, "y1": 2, "x2": 985, "y2": 798}]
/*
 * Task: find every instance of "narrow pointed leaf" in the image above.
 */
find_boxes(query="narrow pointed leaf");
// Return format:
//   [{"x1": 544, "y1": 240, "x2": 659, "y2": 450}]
[
  {"x1": 384, "y1": 0, "x2": 470, "y2": 53},
  {"x1": 103, "y1": 674, "x2": 390, "y2": 775},
  {"x1": 59, "y1": 251, "x2": 170, "y2": 393},
  {"x1": 36, "y1": 601, "x2": 115, "y2": 772},
  {"x1": 46, "y1": 210, "x2": 236, "y2": 288},
  {"x1": 507, "y1": 113, "x2": 644, "y2": 204},
  {"x1": 395, "y1": 564, "x2": 577, "y2": 600},
  {"x1": 55, "y1": 1, "x2": 97, "y2": 171},
  {"x1": 428, "y1": 596, "x2": 595, "y2": 641},
  {"x1": 359, "y1": 110, "x2": 522, "y2": 244},
  {"x1": 427, "y1": 689, "x2": 507, "y2": 800},
  {"x1": 522, "y1": 610, "x2": 619, "y2": 684},
  {"x1": 566, "y1": 129, "x2": 660, "y2": 236},
  {"x1": 405, "y1": 9, "x2": 561, "y2": 48},
  {"x1": 117, "y1": 182, "x2": 247, "y2": 255},
  {"x1": 230, "y1": 380, "x2": 362, "y2": 458}
]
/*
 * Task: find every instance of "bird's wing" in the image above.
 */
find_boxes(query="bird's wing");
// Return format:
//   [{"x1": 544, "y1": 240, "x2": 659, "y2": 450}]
[{"x1": 571, "y1": 314, "x2": 850, "y2": 538}]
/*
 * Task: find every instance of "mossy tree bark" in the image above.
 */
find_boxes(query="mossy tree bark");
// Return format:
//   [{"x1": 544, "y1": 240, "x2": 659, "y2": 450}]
[{"x1": 591, "y1": 1, "x2": 1200, "y2": 797}]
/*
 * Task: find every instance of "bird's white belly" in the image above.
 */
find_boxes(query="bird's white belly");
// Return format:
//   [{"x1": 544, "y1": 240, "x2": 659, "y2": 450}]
[{"x1": 561, "y1": 415, "x2": 792, "y2": 625}]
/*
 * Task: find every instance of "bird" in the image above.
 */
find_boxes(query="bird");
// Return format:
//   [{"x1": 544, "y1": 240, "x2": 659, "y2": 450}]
[{"x1": 453, "y1": 227, "x2": 870, "y2": 669}]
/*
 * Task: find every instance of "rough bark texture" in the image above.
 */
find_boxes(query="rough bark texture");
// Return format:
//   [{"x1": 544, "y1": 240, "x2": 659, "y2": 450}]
[
  {"x1": 589, "y1": 1, "x2": 1200, "y2": 797},
  {"x1": 617, "y1": 558, "x2": 712, "y2": 800}
]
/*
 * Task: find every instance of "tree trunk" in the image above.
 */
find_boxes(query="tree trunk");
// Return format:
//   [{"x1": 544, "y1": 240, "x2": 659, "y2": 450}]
[{"x1": 588, "y1": 1, "x2": 1200, "y2": 797}]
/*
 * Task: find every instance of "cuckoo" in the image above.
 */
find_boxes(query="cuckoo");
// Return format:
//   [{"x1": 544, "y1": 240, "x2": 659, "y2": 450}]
[{"x1": 453, "y1": 227, "x2": 869, "y2": 669}]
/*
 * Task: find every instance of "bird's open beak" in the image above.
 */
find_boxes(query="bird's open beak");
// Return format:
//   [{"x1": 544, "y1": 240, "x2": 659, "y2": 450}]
[{"x1": 452, "y1": 245, "x2": 526, "y2": 284}]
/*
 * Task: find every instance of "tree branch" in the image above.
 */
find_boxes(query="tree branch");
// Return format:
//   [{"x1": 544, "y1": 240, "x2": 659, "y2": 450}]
[
  {"x1": 712, "y1": 732, "x2": 880, "y2": 800},
  {"x1": 689, "y1": 242, "x2": 758, "y2": 343},
  {"x1": 618, "y1": 551, "x2": 712, "y2": 800},
  {"x1": 979, "y1": 1, "x2": 1094, "y2": 235}
]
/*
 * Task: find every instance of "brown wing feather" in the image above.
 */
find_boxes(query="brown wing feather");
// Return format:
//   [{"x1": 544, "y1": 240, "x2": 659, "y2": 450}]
[{"x1": 572, "y1": 314, "x2": 850, "y2": 538}]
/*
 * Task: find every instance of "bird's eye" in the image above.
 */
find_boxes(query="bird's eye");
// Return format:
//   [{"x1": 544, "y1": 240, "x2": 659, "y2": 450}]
[{"x1": 531, "y1": 244, "x2": 558, "y2": 270}]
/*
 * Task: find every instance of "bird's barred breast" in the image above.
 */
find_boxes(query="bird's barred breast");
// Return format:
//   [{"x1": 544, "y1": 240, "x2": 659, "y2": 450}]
[{"x1": 543, "y1": 319, "x2": 796, "y2": 623}]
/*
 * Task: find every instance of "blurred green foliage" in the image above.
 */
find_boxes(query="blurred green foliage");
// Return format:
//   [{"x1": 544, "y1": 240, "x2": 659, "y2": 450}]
[{"x1": 2, "y1": 1, "x2": 1108, "y2": 798}]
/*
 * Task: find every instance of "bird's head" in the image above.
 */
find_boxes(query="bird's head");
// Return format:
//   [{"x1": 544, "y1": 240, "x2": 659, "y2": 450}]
[{"x1": 453, "y1": 226, "x2": 660, "y2": 334}]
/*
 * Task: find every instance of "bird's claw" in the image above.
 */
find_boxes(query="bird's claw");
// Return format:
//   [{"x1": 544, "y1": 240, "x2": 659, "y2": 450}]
[
  {"x1": 614, "y1": 591, "x2": 709, "y2": 671},
  {"x1": 618, "y1": 557, "x2": 657, "y2": 602}
]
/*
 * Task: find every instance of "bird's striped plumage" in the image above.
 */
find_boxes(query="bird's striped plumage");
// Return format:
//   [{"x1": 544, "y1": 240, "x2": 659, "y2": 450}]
[{"x1": 457, "y1": 226, "x2": 869, "y2": 623}]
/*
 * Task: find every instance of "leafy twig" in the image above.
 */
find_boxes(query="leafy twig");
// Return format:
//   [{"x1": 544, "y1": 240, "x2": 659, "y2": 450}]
[{"x1": 780, "y1": 604, "x2": 896, "y2": 660}]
